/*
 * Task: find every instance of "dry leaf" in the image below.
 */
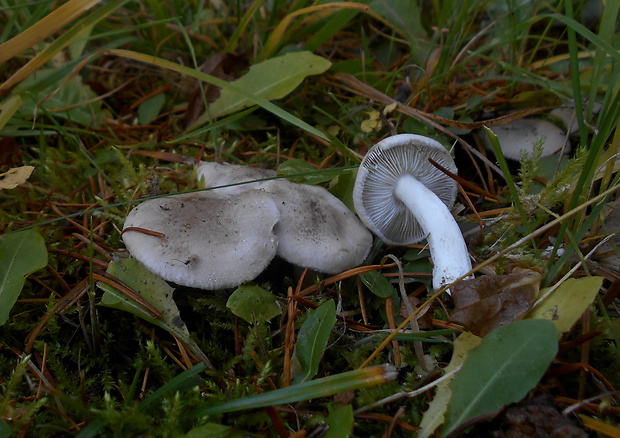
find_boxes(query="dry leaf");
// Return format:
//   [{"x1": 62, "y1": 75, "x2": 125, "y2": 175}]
[
  {"x1": 0, "y1": 165, "x2": 34, "y2": 190},
  {"x1": 450, "y1": 271, "x2": 541, "y2": 337},
  {"x1": 418, "y1": 332, "x2": 482, "y2": 438}
]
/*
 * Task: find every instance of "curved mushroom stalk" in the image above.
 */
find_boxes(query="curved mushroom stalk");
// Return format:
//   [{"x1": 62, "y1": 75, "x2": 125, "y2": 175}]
[
  {"x1": 353, "y1": 134, "x2": 472, "y2": 293},
  {"x1": 395, "y1": 174, "x2": 472, "y2": 290}
]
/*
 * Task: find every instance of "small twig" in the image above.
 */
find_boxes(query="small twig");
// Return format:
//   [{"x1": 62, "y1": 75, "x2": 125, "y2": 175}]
[
  {"x1": 428, "y1": 157, "x2": 500, "y2": 202},
  {"x1": 385, "y1": 297, "x2": 401, "y2": 367},
  {"x1": 297, "y1": 263, "x2": 397, "y2": 297},
  {"x1": 121, "y1": 227, "x2": 166, "y2": 238}
]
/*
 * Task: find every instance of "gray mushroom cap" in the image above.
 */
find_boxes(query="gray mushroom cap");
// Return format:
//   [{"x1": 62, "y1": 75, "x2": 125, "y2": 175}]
[
  {"x1": 267, "y1": 182, "x2": 372, "y2": 273},
  {"x1": 196, "y1": 161, "x2": 276, "y2": 196},
  {"x1": 483, "y1": 118, "x2": 568, "y2": 159},
  {"x1": 122, "y1": 190, "x2": 280, "y2": 290},
  {"x1": 353, "y1": 134, "x2": 458, "y2": 246},
  {"x1": 197, "y1": 161, "x2": 373, "y2": 274}
]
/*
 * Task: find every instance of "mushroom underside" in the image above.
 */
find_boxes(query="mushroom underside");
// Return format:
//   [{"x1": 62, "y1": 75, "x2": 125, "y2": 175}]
[{"x1": 353, "y1": 134, "x2": 472, "y2": 291}]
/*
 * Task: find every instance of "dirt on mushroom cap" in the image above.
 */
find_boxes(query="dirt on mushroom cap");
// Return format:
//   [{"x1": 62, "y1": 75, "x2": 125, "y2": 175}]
[
  {"x1": 122, "y1": 190, "x2": 280, "y2": 290},
  {"x1": 197, "y1": 161, "x2": 373, "y2": 273}
]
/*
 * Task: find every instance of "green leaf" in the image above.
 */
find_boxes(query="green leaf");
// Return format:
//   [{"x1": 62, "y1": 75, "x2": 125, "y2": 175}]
[
  {"x1": 418, "y1": 332, "x2": 482, "y2": 438},
  {"x1": 138, "y1": 93, "x2": 166, "y2": 125},
  {"x1": 328, "y1": 168, "x2": 358, "y2": 211},
  {"x1": 0, "y1": 95, "x2": 22, "y2": 131},
  {"x1": 140, "y1": 363, "x2": 205, "y2": 412},
  {"x1": 17, "y1": 69, "x2": 103, "y2": 126},
  {"x1": 191, "y1": 51, "x2": 331, "y2": 126},
  {"x1": 98, "y1": 258, "x2": 212, "y2": 367},
  {"x1": 324, "y1": 404, "x2": 354, "y2": 438},
  {"x1": 226, "y1": 285, "x2": 282, "y2": 323},
  {"x1": 0, "y1": 230, "x2": 48, "y2": 326},
  {"x1": 185, "y1": 422, "x2": 246, "y2": 438},
  {"x1": 108, "y1": 49, "x2": 329, "y2": 141},
  {"x1": 292, "y1": 299, "x2": 337, "y2": 384},
  {"x1": 442, "y1": 319, "x2": 558, "y2": 437},
  {"x1": 0, "y1": 421, "x2": 10, "y2": 438},
  {"x1": 359, "y1": 271, "x2": 395, "y2": 298}
]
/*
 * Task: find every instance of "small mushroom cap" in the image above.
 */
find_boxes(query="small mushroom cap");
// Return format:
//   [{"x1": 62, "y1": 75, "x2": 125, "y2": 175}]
[
  {"x1": 353, "y1": 134, "x2": 458, "y2": 246},
  {"x1": 197, "y1": 161, "x2": 373, "y2": 273},
  {"x1": 483, "y1": 118, "x2": 568, "y2": 159},
  {"x1": 267, "y1": 182, "x2": 373, "y2": 274},
  {"x1": 196, "y1": 161, "x2": 275, "y2": 196},
  {"x1": 123, "y1": 190, "x2": 279, "y2": 290}
]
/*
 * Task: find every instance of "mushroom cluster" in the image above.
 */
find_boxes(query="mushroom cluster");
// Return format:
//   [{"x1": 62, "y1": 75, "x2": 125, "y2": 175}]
[
  {"x1": 353, "y1": 134, "x2": 472, "y2": 292},
  {"x1": 122, "y1": 162, "x2": 373, "y2": 290}
]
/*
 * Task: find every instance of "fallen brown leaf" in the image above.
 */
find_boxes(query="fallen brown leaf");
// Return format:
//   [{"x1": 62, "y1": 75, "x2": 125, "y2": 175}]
[{"x1": 450, "y1": 271, "x2": 541, "y2": 337}]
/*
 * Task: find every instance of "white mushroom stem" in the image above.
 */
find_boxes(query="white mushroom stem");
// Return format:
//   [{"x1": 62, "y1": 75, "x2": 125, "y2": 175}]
[{"x1": 394, "y1": 174, "x2": 472, "y2": 291}]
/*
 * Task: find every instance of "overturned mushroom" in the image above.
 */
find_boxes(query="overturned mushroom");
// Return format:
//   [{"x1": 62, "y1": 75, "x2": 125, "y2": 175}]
[
  {"x1": 196, "y1": 162, "x2": 373, "y2": 274},
  {"x1": 122, "y1": 190, "x2": 280, "y2": 290},
  {"x1": 353, "y1": 134, "x2": 472, "y2": 291}
]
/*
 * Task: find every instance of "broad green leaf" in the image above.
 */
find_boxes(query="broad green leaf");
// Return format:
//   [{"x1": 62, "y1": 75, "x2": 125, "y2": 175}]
[
  {"x1": 186, "y1": 422, "x2": 246, "y2": 438},
  {"x1": 292, "y1": 299, "x2": 337, "y2": 384},
  {"x1": 442, "y1": 319, "x2": 558, "y2": 437},
  {"x1": 324, "y1": 404, "x2": 354, "y2": 438},
  {"x1": 526, "y1": 276, "x2": 603, "y2": 336},
  {"x1": 418, "y1": 332, "x2": 482, "y2": 438},
  {"x1": 191, "y1": 51, "x2": 331, "y2": 126},
  {"x1": 18, "y1": 69, "x2": 103, "y2": 126},
  {"x1": 0, "y1": 230, "x2": 48, "y2": 326},
  {"x1": 359, "y1": 271, "x2": 395, "y2": 298},
  {"x1": 98, "y1": 258, "x2": 212, "y2": 367},
  {"x1": 226, "y1": 285, "x2": 282, "y2": 323},
  {"x1": 0, "y1": 421, "x2": 10, "y2": 438},
  {"x1": 107, "y1": 49, "x2": 329, "y2": 141},
  {"x1": 138, "y1": 93, "x2": 166, "y2": 125},
  {"x1": 194, "y1": 364, "x2": 397, "y2": 416},
  {"x1": 328, "y1": 168, "x2": 357, "y2": 211}
]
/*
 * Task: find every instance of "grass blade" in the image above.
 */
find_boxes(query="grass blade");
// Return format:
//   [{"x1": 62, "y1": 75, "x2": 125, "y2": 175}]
[
  {"x1": 0, "y1": 0, "x2": 102, "y2": 64},
  {"x1": 104, "y1": 49, "x2": 329, "y2": 141},
  {"x1": 195, "y1": 364, "x2": 397, "y2": 416}
]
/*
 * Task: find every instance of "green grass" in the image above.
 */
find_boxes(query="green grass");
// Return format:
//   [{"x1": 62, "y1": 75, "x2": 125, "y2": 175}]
[{"x1": 0, "y1": 0, "x2": 619, "y2": 436}]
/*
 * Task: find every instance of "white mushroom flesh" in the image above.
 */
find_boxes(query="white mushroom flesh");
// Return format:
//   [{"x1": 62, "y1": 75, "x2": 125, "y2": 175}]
[{"x1": 394, "y1": 174, "x2": 472, "y2": 290}]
